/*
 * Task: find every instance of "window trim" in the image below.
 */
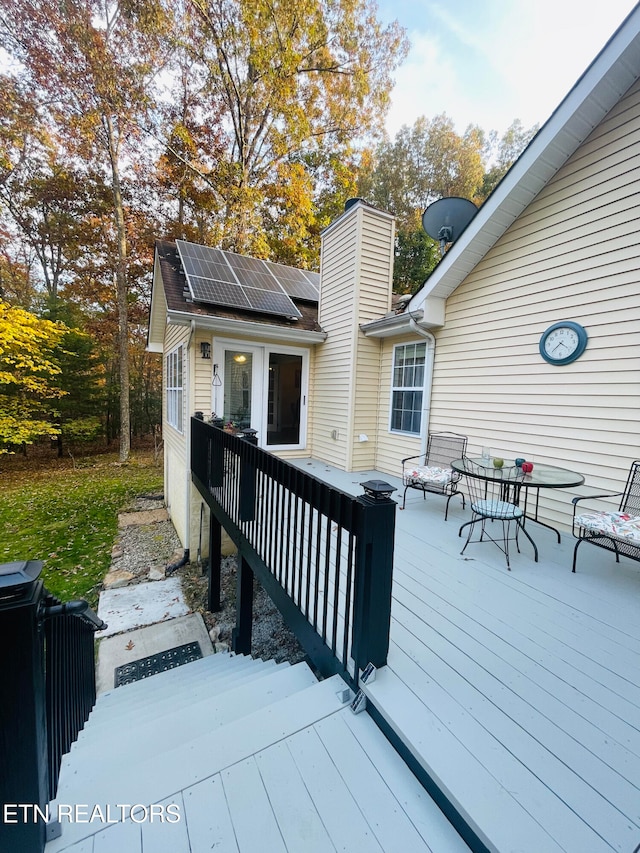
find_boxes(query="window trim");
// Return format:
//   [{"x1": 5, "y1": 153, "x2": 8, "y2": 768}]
[
  {"x1": 166, "y1": 344, "x2": 184, "y2": 434},
  {"x1": 389, "y1": 341, "x2": 426, "y2": 436}
]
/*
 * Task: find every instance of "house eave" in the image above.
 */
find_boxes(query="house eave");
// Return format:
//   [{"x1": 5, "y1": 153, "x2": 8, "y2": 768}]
[
  {"x1": 361, "y1": 294, "x2": 447, "y2": 338},
  {"x1": 166, "y1": 309, "x2": 327, "y2": 344}
]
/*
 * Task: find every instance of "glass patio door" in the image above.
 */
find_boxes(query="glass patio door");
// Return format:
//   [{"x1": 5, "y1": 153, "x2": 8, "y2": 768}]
[
  {"x1": 266, "y1": 352, "x2": 303, "y2": 446},
  {"x1": 212, "y1": 340, "x2": 307, "y2": 448},
  {"x1": 221, "y1": 348, "x2": 261, "y2": 430}
]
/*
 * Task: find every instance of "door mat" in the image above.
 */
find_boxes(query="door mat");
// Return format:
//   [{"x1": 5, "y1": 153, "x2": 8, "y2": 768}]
[{"x1": 114, "y1": 641, "x2": 203, "y2": 687}]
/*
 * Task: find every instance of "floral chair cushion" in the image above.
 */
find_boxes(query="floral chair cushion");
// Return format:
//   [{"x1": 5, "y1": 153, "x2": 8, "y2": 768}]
[
  {"x1": 404, "y1": 465, "x2": 454, "y2": 486},
  {"x1": 574, "y1": 510, "x2": 640, "y2": 545}
]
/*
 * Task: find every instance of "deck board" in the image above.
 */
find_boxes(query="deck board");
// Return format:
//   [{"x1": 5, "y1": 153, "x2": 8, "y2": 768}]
[
  {"x1": 284, "y1": 726, "x2": 386, "y2": 853},
  {"x1": 294, "y1": 459, "x2": 640, "y2": 853},
  {"x1": 182, "y1": 776, "x2": 240, "y2": 853},
  {"x1": 392, "y1": 582, "x2": 640, "y2": 783},
  {"x1": 254, "y1": 740, "x2": 337, "y2": 852},
  {"x1": 222, "y1": 757, "x2": 288, "y2": 853}
]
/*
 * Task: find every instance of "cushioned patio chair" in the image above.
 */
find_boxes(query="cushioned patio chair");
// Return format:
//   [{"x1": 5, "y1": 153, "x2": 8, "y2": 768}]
[
  {"x1": 571, "y1": 460, "x2": 640, "y2": 572},
  {"x1": 459, "y1": 457, "x2": 538, "y2": 570},
  {"x1": 401, "y1": 432, "x2": 467, "y2": 519}
]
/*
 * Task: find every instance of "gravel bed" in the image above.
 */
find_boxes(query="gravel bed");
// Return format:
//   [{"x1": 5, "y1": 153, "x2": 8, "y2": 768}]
[{"x1": 110, "y1": 495, "x2": 306, "y2": 665}]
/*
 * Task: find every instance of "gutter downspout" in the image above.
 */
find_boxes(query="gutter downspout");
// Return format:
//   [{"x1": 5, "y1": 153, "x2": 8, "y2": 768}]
[
  {"x1": 408, "y1": 315, "x2": 436, "y2": 457},
  {"x1": 183, "y1": 320, "x2": 196, "y2": 556}
]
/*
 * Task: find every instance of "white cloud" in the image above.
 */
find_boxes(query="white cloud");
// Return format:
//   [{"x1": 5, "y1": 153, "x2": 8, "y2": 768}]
[{"x1": 381, "y1": 0, "x2": 639, "y2": 138}]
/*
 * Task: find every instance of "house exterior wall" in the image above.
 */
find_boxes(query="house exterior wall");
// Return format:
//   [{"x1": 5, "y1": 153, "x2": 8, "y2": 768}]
[
  {"x1": 428, "y1": 79, "x2": 640, "y2": 531},
  {"x1": 351, "y1": 210, "x2": 395, "y2": 471},
  {"x1": 373, "y1": 334, "x2": 425, "y2": 478},
  {"x1": 163, "y1": 323, "x2": 191, "y2": 547},
  {"x1": 312, "y1": 202, "x2": 394, "y2": 471}
]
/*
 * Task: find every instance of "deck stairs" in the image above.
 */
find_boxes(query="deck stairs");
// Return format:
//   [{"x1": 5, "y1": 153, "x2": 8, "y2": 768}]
[{"x1": 45, "y1": 652, "x2": 470, "y2": 853}]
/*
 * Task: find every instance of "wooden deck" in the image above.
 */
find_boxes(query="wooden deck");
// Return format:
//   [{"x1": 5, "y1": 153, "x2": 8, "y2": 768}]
[{"x1": 293, "y1": 459, "x2": 640, "y2": 853}]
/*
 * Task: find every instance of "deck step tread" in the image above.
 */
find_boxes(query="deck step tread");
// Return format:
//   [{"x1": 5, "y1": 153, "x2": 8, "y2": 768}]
[
  {"x1": 47, "y1": 674, "x2": 348, "y2": 850},
  {"x1": 82, "y1": 659, "x2": 288, "y2": 733},
  {"x1": 96, "y1": 654, "x2": 277, "y2": 712},
  {"x1": 63, "y1": 662, "x2": 317, "y2": 770}
]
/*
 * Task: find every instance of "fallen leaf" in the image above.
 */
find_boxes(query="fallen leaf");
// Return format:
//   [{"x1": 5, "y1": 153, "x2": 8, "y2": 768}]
[{"x1": 125, "y1": 640, "x2": 134, "y2": 650}]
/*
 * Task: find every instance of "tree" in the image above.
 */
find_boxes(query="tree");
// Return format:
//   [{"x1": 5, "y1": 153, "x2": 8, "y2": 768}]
[
  {"x1": 0, "y1": 0, "x2": 172, "y2": 461},
  {"x1": 359, "y1": 114, "x2": 537, "y2": 291},
  {"x1": 48, "y1": 320, "x2": 105, "y2": 457},
  {"x1": 0, "y1": 300, "x2": 66, "y2": 450},
  {"x1": 162, "y1": 0, "x2": 408, "y2": 261},
  {"x1": 480, "y1": 119, "x2": 539, "y2": 198}
]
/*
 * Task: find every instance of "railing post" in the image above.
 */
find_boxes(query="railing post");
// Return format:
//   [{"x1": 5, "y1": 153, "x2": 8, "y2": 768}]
[
  {"x1": 0, "y1": 561, "x2": 48, "y2": 853},
  {"x1": 208, "y1": 511, "x2": 222, "y2": 612},
  {"x1": 231, "y1": 555, "x2": 254, "y2": 655},
  {"x1": 351, "y1": 481, "x2": 397, "y2": 675}
]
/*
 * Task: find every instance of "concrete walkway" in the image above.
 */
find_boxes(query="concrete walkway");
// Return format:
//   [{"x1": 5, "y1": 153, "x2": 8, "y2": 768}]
[{"x1": 94, "y1": 503, "x2": 214, "y2": 694}]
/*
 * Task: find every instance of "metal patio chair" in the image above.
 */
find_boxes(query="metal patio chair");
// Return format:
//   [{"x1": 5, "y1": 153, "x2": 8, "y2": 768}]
[
  {"x1": 571, "y1": 460, "x2": 640, "y2": 572},
  {"x1": 401, "y1": 432, "x2": 467, "y2": 519},
  {"x1": 459, "y1": 457, "x2": 537, "y2": 570}
]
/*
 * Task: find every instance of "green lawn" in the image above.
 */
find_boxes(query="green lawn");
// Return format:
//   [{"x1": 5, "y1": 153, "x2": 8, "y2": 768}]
[{"x1": 0, "y1": 449, "x2": 163, "y2": 609}]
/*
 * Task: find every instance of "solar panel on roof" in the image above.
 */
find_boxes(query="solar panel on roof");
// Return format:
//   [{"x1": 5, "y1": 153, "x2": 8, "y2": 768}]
[
  {"x1": 264, "y1": 260, "x2": 320, "y2": 301},
  {"x1": 189, "y1": 277, "x2": 251, "y2": 308},
  {"x1": 176, "y1": 240, "x2": 303, "y2": 319},
  {"x1": 243, "y1": 287, "x2": 303, "y2": 315},
  {"x1": 225, "y1": 253, "x2": 282, "y2": 292}
]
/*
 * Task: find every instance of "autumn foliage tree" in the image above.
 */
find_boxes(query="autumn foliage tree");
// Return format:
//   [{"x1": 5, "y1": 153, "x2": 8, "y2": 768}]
[
  {"x1": 0, "y1": 0, "x2": 172, "y2": 461},
  {"x1": 0, "y1": 0, "x2": 537, "y2": 450},
  {"x1": 158, "y1": 0, "x2": 409, "y2": 263},
  {"x1": 359, "y1": 115, "x2": 537, "y2": 291},
  {"x1": 0, "y1": 300, "x2": 66, "y2": 451}
]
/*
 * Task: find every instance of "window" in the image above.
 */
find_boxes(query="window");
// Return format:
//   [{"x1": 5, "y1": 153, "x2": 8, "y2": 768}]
[
  {"x1": 166, "y1": 345, "x2": 184, "y2": 432},
  {"x1": 390, "y1": 342, "x2": 426, "y2": 434}
]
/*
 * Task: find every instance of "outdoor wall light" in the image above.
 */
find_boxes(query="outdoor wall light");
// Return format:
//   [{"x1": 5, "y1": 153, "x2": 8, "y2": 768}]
[{"x1": 200, "y1": 341, "x2": 211, "y2": 359}]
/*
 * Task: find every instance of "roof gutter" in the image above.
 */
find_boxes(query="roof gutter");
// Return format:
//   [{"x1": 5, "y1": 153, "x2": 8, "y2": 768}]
[
  {"x1": 166, "y1": 309, "x2": 327, "y2": 344},
  {"x1": 360, "y1": 310, "x2": 423, "y2": 338}
]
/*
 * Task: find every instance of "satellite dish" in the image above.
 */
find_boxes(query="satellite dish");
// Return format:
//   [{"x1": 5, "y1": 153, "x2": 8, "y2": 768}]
[{"x1": 421, "y1": 197, "x2": 478, "y2": 256}]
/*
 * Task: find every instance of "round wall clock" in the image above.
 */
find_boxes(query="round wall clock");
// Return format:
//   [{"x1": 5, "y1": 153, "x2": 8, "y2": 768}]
[{"x1": 539, "y1": 321, "x2": 588, "y2": 365}]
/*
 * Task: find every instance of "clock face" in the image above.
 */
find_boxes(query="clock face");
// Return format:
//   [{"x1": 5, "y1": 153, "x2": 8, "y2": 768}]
[
  {"x1": 539, "y1": 321, "x2": 587, "y2": 365},
  {"x1": 543, "y1": 327, "x2": 579, "y2": 359}
]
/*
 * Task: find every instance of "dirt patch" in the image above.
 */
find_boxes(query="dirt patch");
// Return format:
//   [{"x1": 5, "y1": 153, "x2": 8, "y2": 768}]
[
  {"x1": 118, "y1": 508, "x2": 170, "y2": 527},
  {"x1": 179, "y1": 556, "x2": 307, "y2": 666}
]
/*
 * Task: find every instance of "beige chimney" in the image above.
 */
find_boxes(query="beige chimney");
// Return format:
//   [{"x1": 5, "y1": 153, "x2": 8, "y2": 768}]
[{"x1": 310, "y1": 199, "x2": 395, "y2": 471}]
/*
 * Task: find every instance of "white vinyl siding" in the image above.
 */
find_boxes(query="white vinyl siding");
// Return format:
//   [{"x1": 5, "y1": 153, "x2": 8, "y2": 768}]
[
  {"x1": 313, "y1": 212, "x2": 358, "y2": 470},
  {"x1": 390, "y1": 342, "x2": 426, "y2": 435},
  {"x1": 166, "y1": 345, "x2": 184, "y2": 433},
  {"x1": 312, "y1": 202, "x2": 394, "y2": 471},
  {"x1": 351, "y1": 210, "x2": 394, "y2": 470},
  {"x1": 427, "y1": 78, "x2": 640, "y2": 532}
]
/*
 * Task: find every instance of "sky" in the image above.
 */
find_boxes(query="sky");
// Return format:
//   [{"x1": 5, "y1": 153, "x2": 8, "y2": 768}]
[{"x1": 375, "y1": 0, "x2": 639, "y2": 139}]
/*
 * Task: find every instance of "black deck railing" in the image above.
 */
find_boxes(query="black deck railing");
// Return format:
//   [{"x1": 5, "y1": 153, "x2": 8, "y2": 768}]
[
  {"x1": 191, "y1": 417, "x2": 396, "y2": 685},
  {"x1": 0, "y1": 561, "x2": 105, "y2": 853}
]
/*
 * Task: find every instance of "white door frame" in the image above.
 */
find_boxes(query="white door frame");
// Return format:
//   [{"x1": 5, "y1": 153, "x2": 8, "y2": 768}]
[{"x1": 211, "y1": 337, "x2": 309, "y2": 449}]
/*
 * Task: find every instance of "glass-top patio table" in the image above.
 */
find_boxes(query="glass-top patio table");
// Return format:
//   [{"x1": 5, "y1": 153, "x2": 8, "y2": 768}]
[{"x1": 450, "y1": 457, "x2": 585, "y2": 548}]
